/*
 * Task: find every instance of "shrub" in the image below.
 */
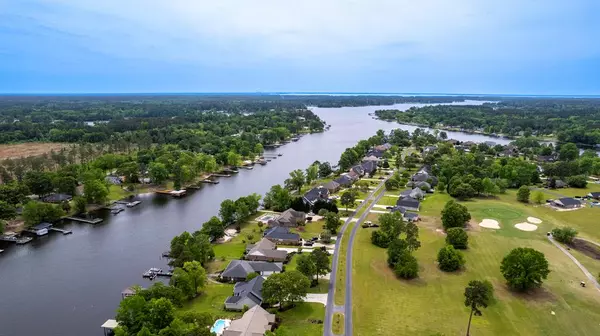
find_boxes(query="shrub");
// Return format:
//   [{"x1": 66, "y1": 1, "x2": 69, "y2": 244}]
[
  {"x1": 446, "y1": 228, "x2": 469, "y2": 249},
  {"x1": 393, "y1": 251, "x2": 419, "y2": 279},
  {"x1": 437, "y1": 245, "x2": 465, "y2": 272},
  {"x1": 517, "y1": 186, "x2": 530, "y2": 203},
  {"x1": 551, "y1": 227, "x2": 578, "y2": 244},
  {"x1": 318, "y1": 208, "x2": 329, "y2": 216}
]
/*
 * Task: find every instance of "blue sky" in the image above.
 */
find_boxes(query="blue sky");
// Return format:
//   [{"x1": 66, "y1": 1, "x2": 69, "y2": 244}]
[{"x1": 1, "y1": 0, "x2": 599, "y2": 94}]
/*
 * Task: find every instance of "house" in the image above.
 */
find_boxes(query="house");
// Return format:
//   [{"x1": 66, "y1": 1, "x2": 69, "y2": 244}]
[
  {"x1": 322, "y1": 181, "x2": 341, "y2": 194},
  {"x1": 225, "y1": 276, "x2": 265, "y2": 311},
  {"x1": 446, "y1": 139, "x2": 459, "y2": 145},
  {"x1": 423, "y1": 145, "x2": 437, "y2": 154},
  {"x1": 552, "y1": 197, "x2": 583, "y2": 209},
  {"x1": 588, "y1": 192, "x2": 600, "y2": 200},
  {"x1": 463, "y1": 141, "x2": 476, "y2": 147},
  {"x1": 334, "y1": 175, "x2": 353, "y2": 188},
  {"x1": 246, "y1": 238, "x2": 288, "y2": 262},
  {"x1": 268, "y1": 209, "x2": 305, "y2": 228},
  {"x1": 366, "y1": 149, "x2": 384, "y2": 158},
  {"x1": 411, "y1": 172, "x2": 430, "y2": 182},
  {"x1": 347, "y1": 170, "x2": 360, "y2": 181},
  {"x1": 221, "y1": 260, "x2": 283, "y2": 282},
  {"x1": 537, "y1": 155, "x2": 557, "y2": 163},
  {"x1": 403, "y1": 212, "x2": 420, "y2": 222},
  {"x1": 396, "y1": 197, "x2": 421, "y2": 211},
  {"x1": 413, "y1": 181, "x2": 432, "y2": 191},
  {"x1": 547, "y1": 179, "x2": 567, "y2": 188},
  {"x1": 105, "y1": 176, "x2": 123, "y2": 185},
  {"x1": 484, "y1": 141, "x2": 496, "y2": 147},
  {"x1": 303, "y1": 187, "x2": 330, "y2": 205},
  {"x1": 350, "y1": 165, "x2": 365, "y2": 176},
  {"x1": 362, "y1": 155, "x2": 381, "y2": 162},
  {"x1": 30, "y1": 222, "x2": 52, "y2": 236},
  {"x1": 361, "y1": 161, "x2": 377, "y2": 175},
  {"x1": 263, "y1": 226, "x2": 302, "y2": 245},
  {"x1": 400, "y1": 188, "x2": 425, "y2": 200},
  {"x1": 41, "y1": 193, "x2": 72, "y2": 203},
  {"x1": 223, "y1": 305, "x2": 275, "y2": 336}
]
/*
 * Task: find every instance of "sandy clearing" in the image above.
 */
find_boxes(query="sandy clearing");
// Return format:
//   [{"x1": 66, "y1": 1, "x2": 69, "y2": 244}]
[
  {"x1": 479, "y1": 219, "x2": 500, "y2": 229},
  {"x1": 527, "y1": 217, "x2": 542, "y2": 224},
  {"x1": 515, "y1": 223, "x2": 538, "y2": 231},
  {"x1": 0, "y1": 142, "x2": 69, "y2": 160}
]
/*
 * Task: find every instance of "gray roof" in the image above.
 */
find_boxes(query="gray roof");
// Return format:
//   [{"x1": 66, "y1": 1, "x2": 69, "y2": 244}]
[
  {"x1": 396, "y1": 197, "x2": 420, "y2": 209},
  {"x1": 400, "y1": 188, "x2": 425, "y2": 200},
  {"x1": 361, "y1": 161, "x2": 377, "y2": 174},
  {"x1": 404, "y1": 212, "x2": 419, "y2": 220},
  {"x1": 411, "y1": 173, "x2": 430, "y2": 182},
  {"x1": 334, "y1": 175, "x2": 353, "y2": 186},
  {"x1": 223, "y1": 306, "x2": 275, "y2": 336},
  {"x1": 264, "y1": 226, "x2": 301, "y2": 242},
  {"x1": 41, "y1": 193, "x2": 72, "y2": 203},
  {"x1": 390, "y1": 206, "x2": 406, "y2": 213},
  {"x1": 222, "y1": 260, "x2": 283, "y2": 279},
  {"x1": 32, "y1": 222, "x2": 52, "y2": 230},
  {"x1": 555, "y1": 197, "x2": 581, "y2": 206},
  {"x1": 351, "y1": 165, "x2": 365, "y2": 175},
  {"x1": 303, "y1": 187, "x2": 330, "y2": 204},
  {"x1": 247, "y1": 238, "x2": 276, "y2": 252},
  {"x1": 225, "y1": 276, "x2": 265, "y2": 305},
  {"x1": 322, "y1": 181, "x2": 340, "y2": 190},
  {"x1": 590, "y1": 192, "x2": 600, "y2": 197}
]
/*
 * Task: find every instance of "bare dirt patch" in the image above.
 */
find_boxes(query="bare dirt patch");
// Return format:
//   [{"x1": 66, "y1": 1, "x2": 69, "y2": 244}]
[
  {"x1": 569, "y1": 238, "x2": 600, "y2": 260},
  {"x1": 0, "y1": 142, "x2": 69, "y2": 160}
]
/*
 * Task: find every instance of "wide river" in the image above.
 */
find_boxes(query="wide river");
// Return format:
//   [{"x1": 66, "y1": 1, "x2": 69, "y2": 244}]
[{"x1": 0, "y1": 101, "x2": 504, "y2": 336}]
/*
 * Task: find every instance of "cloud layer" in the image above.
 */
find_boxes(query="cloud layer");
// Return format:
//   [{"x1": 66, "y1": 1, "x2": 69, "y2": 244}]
[{"x1": 1, "y1": 0, "x2": 599, "y2": 94}]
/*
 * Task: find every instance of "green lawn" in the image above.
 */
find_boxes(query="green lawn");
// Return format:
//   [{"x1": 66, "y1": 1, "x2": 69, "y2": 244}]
[
  {"x1": 332, "y1": 313, "x2": 344, "y2": 335},
  {"x1": 208, "y1": 216, "x2": 263, "y2": 273},
  {"x1": 274, "y1": 303, "x2": 325, "y2": 336},
  {"x1": 108, "y1": 185, "x2": 133, "y2": 201},
  {"x1": 179, "y1": 283, "x2": 240, "y2": 319},
  {"x1": 351, "y1": 193, "x2": 600, "y2": 336},
  {"x1": 537, "y1": 184, "x2": 600, "y2": 198},
  {"x1": 293, "y1": 219, "x2": 325, "y2": 239},
  {"x1": 377, "y1": 195, "x2": 398, "y2": 206}
]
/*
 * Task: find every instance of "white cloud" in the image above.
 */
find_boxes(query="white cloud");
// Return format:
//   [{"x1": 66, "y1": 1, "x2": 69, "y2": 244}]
[{"x1": 9, "y1": 0, "x2": 600, "y2": 68}]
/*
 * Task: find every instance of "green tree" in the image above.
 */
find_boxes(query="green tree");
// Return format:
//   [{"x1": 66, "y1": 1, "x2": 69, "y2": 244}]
[
  {"x1": 318, "y1": 162, "x2": 333, "y2": 178},
  {"x1": 170, "y1": 268, "x2": 195, "y2": 299},
  {"x1": 219, "y1": 199, "x2": 237, "y2": 224},
  {"x1": 200, "y1": 216, "x2": 225, "y2": 240},
  {"x1": 226, "y1": 151, "x2": 242, "y2": 166},
  {"x1": 0, "y1": 201, "x2": 17, "y2": 220},
  {"x1": 516, "y1": 186, "x2": 530, "y2": 203},
  {"x1": 22, "y1": 201, "x2": 65, "y2": 227},
  {"x1": 24, "y1": 171, "x2": 54, "y2": 196},
  {"x1": 84, "y1": 179, "x2": 109, "y2": 204},
  {"x1": 393, "y1": 250, "x2": 419, "y2": 279},
  {"x1": 340, "y1": 190, "x2": 357, "y2": 211},
  {"x1": 73, "y1": 196, "x2": 87, "y2": 214},
  {"x1": 551, "y1": 227, "x2": 578, "y2": 244},
  {"x1": 532, "y1": 191, "x2": 545, "y2": 204},
  {"x1": 437, "y1": 245, "x2": 465, "y2": 272},
  {"x1": 559, "y1": 143, "x2": 579, "y2": 161},
  {"x1": 116, "y1": 295, "x2": 149, "y2": 335},
  {"x1": 296, "y1": 254, "x2": 317, "y2": 283},
  {"x1": 324, "y1": 212, "x2": 341, "y2": 234},
  {"x1": 446, "y1": 227, "x2": 469, "y2": 249},
  {"x1": 481, "y1": 177, "x2": 499, "y2": 196},
  {"x1": 500, "y1": 247, "x2": 550, "y2": 291},
  {"x1": 148, "y1": 162, "x2": 170, "y2": 185},
  {"x1": 263, "y1": 185, "x2": 292, "y2": 212},
  {"x1": 287, "y1": 169, "x2": 305, "y2": 192},
  {"x1": 311, "y1": 248, "x2": 331, "y2": 280},
  {"x1": 566, "y1": 175, "x2": 587, "y2": 188},
  {"x1": 441, "y1": 200, "x2": 471, "y2": 230},
  {"x1": 305, "y1": 164, "x2": 319, "y2": 186},
  {"x1": 384, "y1": 178, "x2": 400, "y2": 190},
  {"x1": 464, "y1": 280, "x2": 494, "y2": 336},
  {"x1": 262, "y1": 271, "x2": 310, "y2": 309},
  {"x1": 183, "y1": 261, "x2": 207, "y2": 295},
  {"x1": 53, "y1": 175, "x2": 78, "y2": 195},
  {"x1": 0, "y1": 220, "x2": 5, "y2": 235},
  {"x1": 147, "y1": 298, "x2": 176, "y2": 332}
]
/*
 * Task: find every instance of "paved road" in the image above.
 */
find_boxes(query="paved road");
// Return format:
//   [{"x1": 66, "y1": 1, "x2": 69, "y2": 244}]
[
  {"x1": 344, "y1": 186, "x2": 385, "y2": 336},
  {"x1": 323, "y1": 178, "x2": 386, "y2": 336},
  {"x1": 547, "y1": 235, "x2": 600, "y2": 292}
]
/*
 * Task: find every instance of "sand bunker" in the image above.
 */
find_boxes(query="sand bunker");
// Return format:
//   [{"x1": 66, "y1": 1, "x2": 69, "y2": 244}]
[
  {"x1": 515, "y1": 223, "x2": 538, "y2": 231},
  {"x1": 527, "y1": 217, "x2": 542, "y2": 224},
  {"x1": 479, "y1": 219, "x2": 500, "y2": 229}
]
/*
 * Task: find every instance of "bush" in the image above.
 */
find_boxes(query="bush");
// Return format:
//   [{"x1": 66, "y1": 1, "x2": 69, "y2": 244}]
[
  {"x1": 437, "y1": 245, "x2": 465, "y2": 272},
  {"x1": 566, "y1": 175, "x2": 587, "y2": 188},
  {"x1": 551, "y1": 227, "x2": 578, "y2": 244},
  {"x1": 320, "y1": 231, "x2": 332, "y2": 244},
  {"x1": 441, "y1": 200, "x2": 471, "y2": 230},
  {"x1": 371, "y1": 230, "x2": 392, "y2": 248},
  {"x1": 317, "y1": 208, "x2": 329, "y2": 216},
  {"x1": 393, "y1": 251, "x2": 419, "y2": 279},
  {"x1": 517, "y1": 186, "x2": 530, "y2": 203},
  {"x1": 445, "y1": 228, "x2": 468, "y2": 249}
]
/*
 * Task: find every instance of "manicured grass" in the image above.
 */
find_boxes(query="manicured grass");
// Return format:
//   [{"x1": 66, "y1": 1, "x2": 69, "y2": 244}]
[
  {"x1": 377, "y1": 195, "x2": 398, "y2": 206},
  {"x1": 275, "y1": 303, "x2": 325, "y2": 336},
  {"x1": 178, "y1": 283, "x2": 240, "y2": 319},
  {"x1": 334, "y1": 224, "x2": 352, "y2": 305},
  {"x1": 351, "y1": 195, "x2": 600, "y2": 336},
  {"x1": 293, "y1": 219, "x2": 325, "y2": 239},
  {"x1": 332, "y1": 313, "x2": 344, "y2": 335},
  {"x1": 108, "y1": 185, "x2": 133, "y2": 201},
  {"x1": 537, "y1": 184, "x2": 600, "y2": 198},
  {"x1": 208, "y1": 216, "x2": 263, "y2": 273}
]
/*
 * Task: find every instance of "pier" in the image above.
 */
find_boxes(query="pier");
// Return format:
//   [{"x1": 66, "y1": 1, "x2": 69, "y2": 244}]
[
  {"x1": 156, "y1": 190, "x2": 186, "y2": 197},
  {"x1": 221, "y1": 168, "x2": 239, "y2": 174},
  {"x1": 142, "y1": 267, "x2": 173, "y2": 280},
  {"x1": 65, "y1": 216, "x2": 103, "y2": 224},
  {"x1": 200, "y1": 179, "x2": 220, "y2": 184},
  {"x1": 0, "y1": 234, "x2": 33, "y2": 245},
  {"x1": 50, "y1": 228, "x2": 73, "y2": 235}
]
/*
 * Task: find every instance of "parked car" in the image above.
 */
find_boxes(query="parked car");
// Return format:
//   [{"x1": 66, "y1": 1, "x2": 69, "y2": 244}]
[
  {"x1": 386, "y1": 206, "x2": 393, "y2": 210},
  {"x1": 304, "y1": 241, "x2": 314, "y2": 246}
]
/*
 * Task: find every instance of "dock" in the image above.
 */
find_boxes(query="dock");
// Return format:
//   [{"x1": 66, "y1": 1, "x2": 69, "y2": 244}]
[
  {"x1": 221, "y1": 168, "x2": 239, "y2": 174},
  {"x1": 210, "y1": 173, "x2": 232, "y2": 178},
  {"x1": 50, "y1": 227, "x2": 73, "y2": 235},
  {"x1": 201, "y1": 179, "x2": 219, "y2": 184},
  {"x1": 142, "y1": 267, "x2": 173, "y2": 280},
  {"x1": 0, "y1": 234, "x2": 33, "y2": 245},
  {"x1": 239, "y1": 166, "x2": 253, "y2": 170},
  {"x1": 16, "y1": 237, "x2": 33, "y2": 245},
  {"x1": 65, "y1": 216, "x2": 103, "y2": 224},
  {"x1": 156, "y1": 190, "x2": 187, "y2": 197},
  {"x1": 111, "y1": 208, "x2": 124, "y2": 214}
]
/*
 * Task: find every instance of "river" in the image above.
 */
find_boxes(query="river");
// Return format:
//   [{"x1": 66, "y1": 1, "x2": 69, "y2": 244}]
[{"x1": 0, "y1": 100, "x2": 500, "y2": 336}]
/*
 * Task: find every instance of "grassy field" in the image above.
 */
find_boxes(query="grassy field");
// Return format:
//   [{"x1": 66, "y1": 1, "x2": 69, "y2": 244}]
[
  {"x1": 208, "y1": 215, "x2": 263, "y2": 273},
  {"x1": 275, "y1": 303, "x2": 325, "y2": 336},
  {"x1": 351, "y1": 191, "x2": 600, "y2": 336},
  {"x1": 332, "y1": 313, "x2": 344, "y2": 335},
  {"x1": 536, "y1": 184, "x2": 600, "y2": 198},
  {"x1": 0, "y1": 142, "x2": 69, "y2": 159},
  {"x1": 293, "y1": 219, "x2": 325, "y2": 239},
  {"x1": 179, "y1": 283, "x2": 240, "y2": 319}
]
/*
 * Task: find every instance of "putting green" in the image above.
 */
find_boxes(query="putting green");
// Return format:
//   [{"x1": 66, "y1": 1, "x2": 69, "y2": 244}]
[{"x1": 468, "y1": 204, "x2": 525, "y2": 226}]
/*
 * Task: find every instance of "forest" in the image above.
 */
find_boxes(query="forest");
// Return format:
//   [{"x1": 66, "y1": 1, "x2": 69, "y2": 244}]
[{"x1": 374, "y1": 98, "x2": 600, "y2": 146}]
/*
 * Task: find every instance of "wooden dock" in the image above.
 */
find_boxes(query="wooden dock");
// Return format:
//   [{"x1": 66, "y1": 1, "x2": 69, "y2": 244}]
[
  {"x1": 200, "y1": 179, "x2": 219, "y2": 184},
  {"x1": 65, "y1": 216, "x2": 103, "y2": 224},
  {"x1": 50, "y1": 228, "x2": 73, "y2": 235},
  {"x1": 0, "y1": 235, "x2": 33, "y2": 244}
]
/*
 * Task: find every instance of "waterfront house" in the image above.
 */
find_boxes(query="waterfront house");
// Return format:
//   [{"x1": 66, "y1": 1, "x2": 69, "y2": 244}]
[
  {"x1": 334, "y1": 175, "x2": 354, "y2": 188},
  {"x1": 245, "y1": 238, "x2": 288, "y2": 262},
  {"x1": 223, "y1": 305, "x2": 275, "y2": 336},
  {"x1": 31, "y1": 222, "x2": 52, "y2": 236},
  {"x1": 537, "y1": 154, "x2": 557, "y2": 163},
  {"x1": 224, "y1": 276, "x2": 265, "y2": 311},
  {"x1": 446, "y1": 139, "x2": 459, "y2": 145},
  {"x1": 396, "y1": 197, "x2": 421, "y2": 211},
  {"x1": 303, "y1": 187, "x2": 330, "y2": 205},
  {"x1": 221, "y1": 260, "x2": 283, "y2": 282},
  {"x1": 41, "y1": 193, "x2": 72, "y2": 203},
  {"x1": 347, "y1": 170, "x2": 360, "y2": 181},
  {"x1": 423, "y1": 145, "x2": 438, "y2": 154},
  {"x1": 366, "y1": 149, "x2": 384, "y2": 158},
  {"x1": 322, "y1": 180, "x2": 341, "y2": 194},
  {"x1": 263, "y1": 226, "x2": 301, "y2": 245},
  {"x1": 267, "y1": 208, "x2": 306, "y2": 228},
  {"x1": 361, "y1": 161, "x2": 377, "y2": 175},
  {"x1": 105, "y1": 176, "x2": 123, "y2": 185},
  {"x1": 588, "y1": 192, "x2": 600, "y2": 200},
  {"x1": 362, "y1": 155, "x2": 381, "y2": 163},
  {"x1": 552, "y1": 197, "x2": 582, "y2": 209},
  {"x1": 350, "y1": 165, "x2": 365, "y2": 176},
  {"x1": 400, "y1": 188, "x2": 425, "y2": 200}
]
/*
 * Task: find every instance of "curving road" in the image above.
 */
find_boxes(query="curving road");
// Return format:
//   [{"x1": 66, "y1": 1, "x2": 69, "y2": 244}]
[
  {"x1": 547, "y1": 235, "x2": 600, "y2": 292},
  {"x1": 323, "y1": 179, "x2": 387, "y2": 336}
]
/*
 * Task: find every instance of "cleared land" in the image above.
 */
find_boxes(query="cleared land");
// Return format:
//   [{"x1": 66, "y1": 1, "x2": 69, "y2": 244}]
[
  {"x1": 0, "y1": 142, "x2": 69, "y2": 159},
  {"x1": 352, "y1": 190, "x2": 600, "y2": 336}
]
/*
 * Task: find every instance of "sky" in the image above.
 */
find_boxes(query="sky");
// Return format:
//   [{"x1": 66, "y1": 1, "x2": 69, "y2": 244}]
[{"x1": 1, "y1": 0, "x2": 599, "y2": 95}]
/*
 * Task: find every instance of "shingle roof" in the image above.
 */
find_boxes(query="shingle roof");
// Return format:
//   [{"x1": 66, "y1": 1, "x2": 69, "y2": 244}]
[
  {"x1": 264, "y1": 226, "x2": 301, "y2": 242},
  {"x1": 334, "y1": 175, "x2": 353, "y2": 186},
  {"x1": 223, "y1": 306, "x2": 275, "y2": 336},
  {"x1": 225, "y1": 276, "x2": 265, "y2": 305},
  {"x1": 396, "y1": 197, "x2": 420, "y2": 209},
  {"x1": 41, "y1": 193, "x2": 72, "y2": 203},
  {"x1": 556, "y1": 197, "x2": 581, "y2": 206},
  {"x1": 221, "y1": 260, "x2": 283, "y2": 279},
  {"x1": 303, "y1": 187, "x2": 329, "y2": 203},
  {"x1": 32, "y1": 222, "x2": 52, "y2": 231},
  {"x1": 323, "y1": 181, "x2": 340, "y2": 191}
]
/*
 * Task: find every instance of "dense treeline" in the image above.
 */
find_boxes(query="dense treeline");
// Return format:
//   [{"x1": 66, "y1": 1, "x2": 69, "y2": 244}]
[{"x1": 375, "y1": 99, "x2": 600, "y2": 146}]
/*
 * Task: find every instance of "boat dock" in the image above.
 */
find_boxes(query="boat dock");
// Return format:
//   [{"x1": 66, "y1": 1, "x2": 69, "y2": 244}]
[
  {"x1": 200, "y1": 179, "x2": 219, "y2": 184},
  {"x1": 0, "y1": 234, "x2": 33, "y2": 245},
  {"x1": 142, "y1": 267, "x2": 173, "y2": 280},
  {"x1": 50, "y1": 228, "x2": 73, "y2": 235},
  {"x1": 111, "y1": 208, "x2": 124, "y2": 214},
  {"x1": 156, "y1": 190, "x2": 186, "y2": 197},
  {"x1": 210, "y1": 173, "x2": 232, "y2": 178},
  {"x1": 221, "y1": 168, "x2": 239, "y2": 174},
  {"x1": 65, "y1": 216, "x2": 103, "y2": 224}
]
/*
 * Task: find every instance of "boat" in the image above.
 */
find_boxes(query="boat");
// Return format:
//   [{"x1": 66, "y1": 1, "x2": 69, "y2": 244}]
[
  {"x1": 126, "y1": 201, "x2": 142, "y2": 207},
  {"x1": 277, "y1": 153, "x2": 283, "y2": 156}
]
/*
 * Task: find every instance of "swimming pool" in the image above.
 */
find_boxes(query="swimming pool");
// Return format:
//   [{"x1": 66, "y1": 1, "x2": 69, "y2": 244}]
[
  {"x1": 256, "y1": 213, "x2": 279, "y2": 224},
  {"x1": 210, "y1": 319, "x2": 231, "y2": 335}
]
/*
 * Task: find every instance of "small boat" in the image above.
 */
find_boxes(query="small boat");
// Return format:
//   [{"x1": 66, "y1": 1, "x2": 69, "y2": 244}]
[
  {"x1": 126, "y1": 201, "x2": 141, "y2": 208},
  {"x1": 277, "y1": 153, "x2": 283, "y2": 157}
]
